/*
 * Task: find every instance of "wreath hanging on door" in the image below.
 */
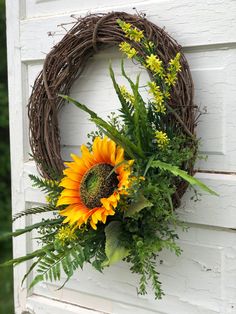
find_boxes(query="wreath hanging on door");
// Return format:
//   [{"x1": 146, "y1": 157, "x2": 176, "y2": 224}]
[{"x1": 2, "y1": 12, "x2": 217, "y2": 299}]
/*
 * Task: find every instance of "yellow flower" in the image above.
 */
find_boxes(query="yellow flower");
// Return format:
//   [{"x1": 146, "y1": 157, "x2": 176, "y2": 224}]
[
  {"x1": 165, "y1": 53, "x2": 181, "y2": 86},
  {"x1": 55, "y1": 225, "x2": 77, "y2": 245},
  {"x1": 153, "y1": 93, "x2": 164, "y2": 107},
  {"x1": 147, "y1": 81, "x2": 160, "y2": 95},
  {"x1": 147, "y1": 81, "x2": 166, "y2": 114},
  {"x1": 164, "y1": 72, "x2": 178, "y2": 86},
  {"x1": 155, "y1": 102, "x2": 166, "y2": 114},
  {"x1": 163, "y1": 90, "x2": 171, "y2": 99},
  {"x1": 146, "y1": 54, "x2": 164, "y2": 76},
  {"x1": 119, "y1": 85, "x2": 135, "y2": 104},
  {"x1": 119, "y1": 42, "x2": 137, "y2": 59},
  {"x1": 169, "y1": 52, "x2": 181, "y2": 72},
  {"x1": 127, "y1": 28, "x2": 144, "y2": 42},
  {"x1": 117, "y1": 19, "x2": 144, "y2": 42},
  {"x1": 117, "y1": 19, "x2": 132, "y2": 33},
  {"x1": 57, "y1": 137, "x2": 133, "y2": 230},
  {"x1": 139, "y1": 176, "x2": 145, "y2": 181},
  {"x1": 155, "y1": 131, "x2": 170, "y2": 149}
]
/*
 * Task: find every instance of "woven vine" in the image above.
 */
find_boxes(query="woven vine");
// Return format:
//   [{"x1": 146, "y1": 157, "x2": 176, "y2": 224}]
[{"x1": 28, "y1": 11, "x2": 197, "y2": 203}]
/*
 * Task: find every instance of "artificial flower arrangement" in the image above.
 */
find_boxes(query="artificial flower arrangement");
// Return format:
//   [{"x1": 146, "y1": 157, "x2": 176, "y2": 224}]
[{"x1": 1, "y1": 19, "x2": 217, "y2": 299}]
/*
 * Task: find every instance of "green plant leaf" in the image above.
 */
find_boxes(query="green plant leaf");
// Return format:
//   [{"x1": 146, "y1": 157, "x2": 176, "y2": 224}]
[
  {"x1": 151, "y1": 160, "x2": 218, "y2": 196},
  {"x1": 104, "y1": 221, "x2": 129, "y2": 266},
  {"x1": 120, "y1": 60, "x2": 149, "y2": 150},
  {"x1": 21, "y1": 258, "x2": 42, "y2": 285},
  {"x1": 124, "y1": 194, "x2": 153, "y2": 217},
  {"x1": 0, "y1": 244, "x2": 53, "y2": 268},
  {"x1": 109, "y1": 63, "x2": 134, "y2": 124},
  {"x1": 29, "y1": 274, "x2": 44, "y2": 290},
  {"x1": 12, "y1": 205, "x2": 56, "y2": 222},
  {"x1": 59, "y1": 94, "x2": 144, "y2": 159},
  {"x1": 0, "y1": 218, "x2": 63, "y2": 241}
]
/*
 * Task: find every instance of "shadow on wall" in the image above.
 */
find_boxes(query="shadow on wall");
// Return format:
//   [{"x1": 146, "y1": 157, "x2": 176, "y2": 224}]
[{"x1": 0, "y1": 0, "x2": 14, "y2": 313}]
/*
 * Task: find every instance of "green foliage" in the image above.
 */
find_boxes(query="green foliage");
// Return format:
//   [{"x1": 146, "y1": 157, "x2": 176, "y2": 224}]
[
  {"x1": 0, "y1": 0, "x2": 13, "y2": 312},
  {"x1": 151, "y1": 160, "x2": 218, "y2": 196},
  {"x1": 60, "y1": 94, "x2": 144, "y2": 159},
  {"x1": 29, "y1": 174, "x2": 62, "y2": 206},
  {"x1": 12, "y1": 205, "x2": 57, "y2": 222},
  {"x1": 124, "y1": 193, "x2": 153, "y2": 218},
  {"x1": 1, "y1": 18, "x2": 217, "y2": 303},
  {"x1": 104, "y1": 221, "x2": 129, "y2": 265},
  {"x1": 31, "y1": 59, "x2": 215, "y2": 298},
  {"x1": 0, "y1": 0, "x2": 10, "y2": 240},
  {"x1": 30, "y1": 244, "x2": 85, "y2": 289},
  {"x1": 0, "y1": 218, "x2": 62, "y2": 241}
]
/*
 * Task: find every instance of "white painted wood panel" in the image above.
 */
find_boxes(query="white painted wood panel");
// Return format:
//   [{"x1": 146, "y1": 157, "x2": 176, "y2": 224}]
[
  {"x1": 7, "y1": 0, "x2": 236, "y2": 313},
  {"x1": 25, "y1": 46, "x2": 236, "y2": 172},
  {"x1": 25, "y1": 219, "x2": 236, "y2": 314},
  {"x1": 20, "y1": 0, "x2": 236, "y2": 62}
]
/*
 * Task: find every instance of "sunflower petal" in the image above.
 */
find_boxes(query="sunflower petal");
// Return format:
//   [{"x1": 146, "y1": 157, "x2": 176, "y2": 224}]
[
  {"x1": 59, "y1": 177, "x2": 79, "y2": 189},
  {"x1": 57, "y1": 136, "x2": 132, "y2": 229}
]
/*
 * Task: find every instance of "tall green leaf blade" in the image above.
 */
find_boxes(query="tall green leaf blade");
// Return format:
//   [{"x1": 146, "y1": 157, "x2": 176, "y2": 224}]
[
  {"x1": 104, "y1": 221, "x2": 129, "y2": 266},
  {"x1": 0, "y1": 218, "x2": 62, "y2": 240},
  {"x1": 151, "y1": 160, "x2": 218, "y2": 196},
  {"x1": 109, "y1": 63, "x2": 134, "y2": 123},
  {"x1": 91, "y1": 117, "x2": 137, "y2": 158},
  {"x1": 121, "y1": 60, "x2": 149, "y2": 150},
  {"x1": 0, "y1": 244, "x2": 53, "y2": 267},
  {"x1": 60, "y1": 94, "x2": 144, "y2": 158}
]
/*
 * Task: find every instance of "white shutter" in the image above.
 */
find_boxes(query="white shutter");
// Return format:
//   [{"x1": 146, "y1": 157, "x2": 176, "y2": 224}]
[{"x1": 7, "y1": 0, "x2": 236, "y2": 313}]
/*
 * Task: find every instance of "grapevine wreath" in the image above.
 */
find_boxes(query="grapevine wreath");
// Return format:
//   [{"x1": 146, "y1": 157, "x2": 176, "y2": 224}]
[{"x1": 2, "y1": 12, "x2": 217, "y2": 299}]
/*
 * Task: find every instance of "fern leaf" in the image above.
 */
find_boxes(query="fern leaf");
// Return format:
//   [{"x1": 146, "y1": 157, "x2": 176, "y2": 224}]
[
  {"x1": 29, "y1": 274, "x2": 44, "y2": 290},
  {"x1": 12, "y1": 205, "x2": 56, "y2": 222},
  {"x1": 109, "y1": 63, "x2": 134, "y2": 124},
  {"x1": 21, "y1": 257, "x2": 42, "y2": 285},
  {"x1": 120, "y1": 60, "x2": 150, "y2": 151},
  {"x1": 31, "y1": 244, "x2": 85, "y2": 289},
  {"x1": 29, "y1": 174, "x2": 60, "y2": 193}
]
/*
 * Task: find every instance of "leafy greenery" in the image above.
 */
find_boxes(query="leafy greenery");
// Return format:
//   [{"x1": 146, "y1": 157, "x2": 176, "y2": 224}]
[
  {"x1": 104, "y1": 221, "x2": 129, "y2": 265},
  {"x1": 0, "y1": 0, "x2": 14, "y2": 313},
  {"x1": 0, "y1": 18, "x2": 217, "y2": 302},
  {"x1": 151, "y1": 160, "x2": 218, "y2": 196}
]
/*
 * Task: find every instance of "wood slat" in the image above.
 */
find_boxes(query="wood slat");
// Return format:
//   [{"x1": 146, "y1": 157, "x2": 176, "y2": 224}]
[{"x1": 20, "y1": 0, "x2": 236, "y2": 61}]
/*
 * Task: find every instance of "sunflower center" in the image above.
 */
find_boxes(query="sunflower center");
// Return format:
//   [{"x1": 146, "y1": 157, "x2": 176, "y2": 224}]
[{"x1": 80, "y1": 163, "x2": 118, "y2": 209}]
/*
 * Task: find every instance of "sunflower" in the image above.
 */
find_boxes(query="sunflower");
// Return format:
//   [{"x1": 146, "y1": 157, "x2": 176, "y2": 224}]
[{"x1": 57, "y1": 136, "x2": 133, "y2": 230}]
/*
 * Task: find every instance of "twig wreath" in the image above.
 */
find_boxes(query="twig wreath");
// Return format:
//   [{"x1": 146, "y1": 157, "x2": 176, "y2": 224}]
[{"x1": 1, "y1": 12, "x2": 217, "y2": 299}]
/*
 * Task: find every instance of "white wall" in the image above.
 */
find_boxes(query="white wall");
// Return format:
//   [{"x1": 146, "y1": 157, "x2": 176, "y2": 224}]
[{"x1": 6, "y1": 1, "x2": 236, "y2": 313}]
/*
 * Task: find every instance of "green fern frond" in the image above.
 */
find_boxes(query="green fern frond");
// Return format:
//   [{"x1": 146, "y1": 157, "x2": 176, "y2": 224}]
[
  {"x1": 29, "y1": 174, "x2": 60, "y2": 194},
  {"x1": 12, "y1": 205, "x2": 56, "y2": 222},
  {"x1": 30, "y1": 244, "x2": 85, "y2": 289},
  {"x1": 109, "y1": 63, "x2": 134, "y2": 124},
  {"x1": 120, "y1": 60, "x2": 150, "y2": 151}
]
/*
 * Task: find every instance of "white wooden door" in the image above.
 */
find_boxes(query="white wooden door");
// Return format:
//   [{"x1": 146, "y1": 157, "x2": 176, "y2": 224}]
[{"x1": 7, "y1": 1, "x2": 236, "y2": 313}]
